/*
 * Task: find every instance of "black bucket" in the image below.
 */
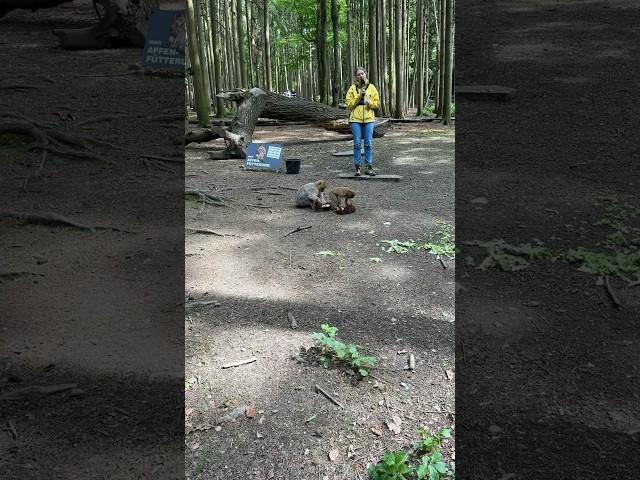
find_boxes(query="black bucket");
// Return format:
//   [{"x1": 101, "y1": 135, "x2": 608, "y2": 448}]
[{"x1": 285, "y1": 159, "x2": 301, "y2": 174}]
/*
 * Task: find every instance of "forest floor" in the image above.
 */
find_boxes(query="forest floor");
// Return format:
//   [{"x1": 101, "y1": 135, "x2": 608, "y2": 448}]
[
  {"x1": 184, "y1": 121, "x2": 455, "y2": 479},
  {"x1": 1, "y1": 2, "x2": 183, "y2": 478},
  {"x1": 456, "y1": 0, "x2": 640, "y2": 478}
]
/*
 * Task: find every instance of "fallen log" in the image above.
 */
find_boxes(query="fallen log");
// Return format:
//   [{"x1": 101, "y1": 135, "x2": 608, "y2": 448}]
[{"x1": 318, "y1": 118, "x2": 391, "y2": 138}]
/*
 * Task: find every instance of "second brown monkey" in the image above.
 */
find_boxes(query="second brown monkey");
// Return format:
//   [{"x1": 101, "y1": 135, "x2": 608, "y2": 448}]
[{"x1": 329, "y1": 186, "x2": 355, "y2": 212}]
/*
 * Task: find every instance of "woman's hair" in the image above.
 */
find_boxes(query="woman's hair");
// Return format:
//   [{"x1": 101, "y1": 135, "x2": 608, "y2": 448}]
[{"x1": 353, "y1": 67, "x2": 366, "y2": 76}]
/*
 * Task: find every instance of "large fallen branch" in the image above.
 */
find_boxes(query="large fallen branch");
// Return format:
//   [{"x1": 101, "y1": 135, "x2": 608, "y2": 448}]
[
  {"x1": 186, "y1": 88, "x2": 390, "y2": 159},
  {"x1": 1, "y1": 0, "x2": 157, "y2": 49}
]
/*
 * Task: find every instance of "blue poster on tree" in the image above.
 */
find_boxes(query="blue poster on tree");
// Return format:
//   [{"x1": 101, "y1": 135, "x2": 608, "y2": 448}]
[
  {"x1": 245, "y1": 143, "x2": 283, "y2": 172},
  {"x1": 142, "y1": 10, "x2": 186, "y2": 70}
]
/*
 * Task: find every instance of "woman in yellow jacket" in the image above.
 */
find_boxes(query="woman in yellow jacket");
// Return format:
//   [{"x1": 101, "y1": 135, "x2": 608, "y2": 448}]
[{"x1": 345, "y1": 67, "x2": 380, "y2": 176}]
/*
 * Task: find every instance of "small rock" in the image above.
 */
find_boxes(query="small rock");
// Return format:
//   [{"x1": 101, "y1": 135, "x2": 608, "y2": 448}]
[
  {"x1": 371, "y1": 427, "x2": 383, "y2": 436},
  {"x1": 489, "y1": 424, "x2": 502, "y2": 434},
  {"x1": 470, "y1": 197, "x2": 488, "y2": 204},
  {"x1": 400, "y1": 382, "x2": 409, "y2": 390},
  {"x1": 304, "y1": 448, "x2": 310, "y2": 455},
  {"x1": 328, "y1": 448, "x2": 340, "y2": 462},
  {"x1": 445, "y1": 369, "x2": 454, "y2": 381},
  {"x1": 214, "y1": 426, "x2": 222, "y2": 432},
  {"x1": 525, "y1": 300, "x2": 540, "y2": 307}
]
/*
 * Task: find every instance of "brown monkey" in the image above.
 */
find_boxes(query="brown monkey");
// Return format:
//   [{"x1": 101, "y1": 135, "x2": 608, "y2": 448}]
[
  {"x1": 329, "y1": 187, "x2": 355, "y2": 213},
  {"x1": 295, "y1": 180, "x2": 328, "y2": 210}
]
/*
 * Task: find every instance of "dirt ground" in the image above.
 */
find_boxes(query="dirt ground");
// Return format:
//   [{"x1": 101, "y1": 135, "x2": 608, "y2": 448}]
[
  {"x1": 184, "y1": 122, "x2": 455, "y2": 479},
  {"x1": 456, "y1": 0, "x2": 640, "y2": 478},
  {"x1": 1, "y1": 2, "x2": 184, "y2": 478}
]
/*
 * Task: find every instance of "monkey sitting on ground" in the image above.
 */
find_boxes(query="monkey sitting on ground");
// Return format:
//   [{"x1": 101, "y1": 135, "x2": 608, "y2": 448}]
[
  {"x1": 295, "y1": 180, "x2": 329, "y2": 210},
  {"x1": 329, "y1": 186, "x2": 356, "y2": 214}
]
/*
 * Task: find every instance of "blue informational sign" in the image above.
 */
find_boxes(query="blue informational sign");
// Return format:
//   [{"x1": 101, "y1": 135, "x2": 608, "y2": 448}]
[
  {"x1": 142, "y1": 10, "x2": 186, "y2": 70},
  {"x1": 245, "y1": 143, "x2": 283, "y2": 172}
]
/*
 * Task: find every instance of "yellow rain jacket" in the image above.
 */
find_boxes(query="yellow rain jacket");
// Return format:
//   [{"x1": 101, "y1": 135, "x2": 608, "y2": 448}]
[{"x1": 345, "y1": 81, "x2": 380, "y2": 123}]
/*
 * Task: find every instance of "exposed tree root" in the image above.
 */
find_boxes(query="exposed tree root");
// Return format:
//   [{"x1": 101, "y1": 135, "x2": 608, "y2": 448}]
[
  {"x1": 1, "y1": 113, "x2": 121, "y2": 190},
  {"x1": 0, "y1": 211, "x2": 134, "y2": 233},
  {"x1": 185, "y1": 190, "x2": 228, "y2": 207}
]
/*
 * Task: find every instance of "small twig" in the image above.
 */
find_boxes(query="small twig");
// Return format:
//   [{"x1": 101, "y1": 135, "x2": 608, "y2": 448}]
[
  {"x1": 0, "y1": 383, "x2": 77, "y2": 400},
  {"x1": 263, "y1": 191, "x2": 286, "y2": 196},
  {"x1": 112, "y1": 407, "x2": 131, "y2": 417},
  {"x1": 604, "y1": 275, "x2": 621, "y2": 309},
  {"x1": 6, "y1": 420, "x2": 18, "y2": 440},
  {"x1": 75, "y1": 72, "x2": 139, "y2": 78},
  {"x1": 315, "y1": 384, "x2": 345, "y2": 409},
  {"x1": 439, "y1": 256, "x2": 447, "y2": 269},
  {"x1": 221, "y1": 357, "x2": 257, "y2": 369},
  {"x1": 249, "y1": 185, "x2": 297, "y2": 191},
  {"x1": 140, "y1": 154, "x2": 184, "y2": 164},
  {"x1": 407, "y1": 354, "x2": 416, "y2": 371},
  {"x1": 186, "y1": 228, "x2": 224, "y2": 236},
  {"x1": 283, "y1": 225, "x2": 312, "y2": 238},
  {"x1": 245, "y1": 204, "x2": 272, "y2": 209}
]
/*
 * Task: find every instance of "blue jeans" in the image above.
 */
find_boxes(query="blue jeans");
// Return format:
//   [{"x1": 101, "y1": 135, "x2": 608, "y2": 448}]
[{"x1": 350, "y1": 121, "x2": 374, "y2": 167}]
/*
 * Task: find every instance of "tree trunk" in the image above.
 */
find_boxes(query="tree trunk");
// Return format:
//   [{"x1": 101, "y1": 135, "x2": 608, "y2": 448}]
[
  {"x1": 346, "y1": 0, "x2": 353, "y2": 82},
  {"x1": 393, "y1": 0, "x2": 403, "y2": 118},
  {"x1": 415, "y1": 0, "x2": 424, "y2": 115},
  {"x1": 210, "y1": 0, "x2": 225, "y2": 116},
  {"x1": 437, "y1": 0, "x2": 445, "y2": 116},
  {"x1": 317, "y1": 0, "x2": 328, "y2": 104},
  {"x1": 245, "y1": 0, "x2": 255, "y2": 86},
  {"x1": 263, "y1": 0, "x2": 272, "y2": 90},
  {"x1": 235, "y1": 0, "x2": 247, "y2": 87},
  {"x1": 186, "y1": 0, "x2": 210, "y2": 127},
  {"x1": 367, "y1": 0, "x2": 377, "y2": 86},
  {"x1": 442, "y1": 0, "x2": 453, "y2": 124},
  {"x1": 331, "y1": 0, "x2": 340, "y2": 107}
]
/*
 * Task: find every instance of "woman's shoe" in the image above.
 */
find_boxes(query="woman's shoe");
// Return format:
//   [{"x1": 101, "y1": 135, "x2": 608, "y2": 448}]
[
  {"x1": 354, "y1": 167, "x2": 361, "y2": 176},
  {"x1": 365, "y1": 165, "x2": 376, "y2": 176}
]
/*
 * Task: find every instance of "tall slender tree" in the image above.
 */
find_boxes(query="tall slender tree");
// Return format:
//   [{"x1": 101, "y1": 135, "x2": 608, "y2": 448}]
[
  {"x1": 186, "y1": 0, "x2": 210, "y2": 126},
  {"x1": 245, "y1": 0, "x2": 254, "y2": 86},
  {"x1": 317, "y1": 0, "x2": 328, "y2": 103},
  {"x1": 393, "y1": 0, "x2": 403, "y2": 117},
  {"x1": 367, "y1": 0, "x2": 377, "y2": 86},
  {"x1": 263, "y1": 0, "x2": 272, "y2": 90},
  {"x1": 235, "y1": 0, "x2": 247, "y2": 86},
  {"x1": 330, "y1": 0, "x2": 340, "y2": 106},
  {"x1": 442, "y1": 0, "x2": 453, "y2": 124}
]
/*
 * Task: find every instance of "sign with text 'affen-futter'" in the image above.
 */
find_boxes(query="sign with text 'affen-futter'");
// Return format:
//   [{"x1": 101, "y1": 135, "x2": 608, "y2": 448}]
[
  {"x1": 143, "y1": 10, "x2": 185, "y2": 70},
  {"x1": 245, "y1": 143, "x2": 283, "y2": 172}
]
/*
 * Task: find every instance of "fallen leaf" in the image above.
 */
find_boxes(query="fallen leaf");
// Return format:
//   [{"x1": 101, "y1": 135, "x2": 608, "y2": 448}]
[
  {"x1": 371, "y1": 427, "x2": 383, "y2": 436},
  {"x1": 328, "y1": 448, "x2": 340, "y2": 462},
  {"x1": 246, "y1": 405, "x2": 256, "y2": 418},
  {"x1": 185, "y1": 408, "x2": 194, "y2": 417},
  {"x1": 386, "y1": 415, "x2": 402, "y2": 435}
]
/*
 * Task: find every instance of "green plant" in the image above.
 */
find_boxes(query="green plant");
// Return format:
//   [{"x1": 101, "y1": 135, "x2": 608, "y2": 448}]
[
  {"x1": 368, "y1": 428, "x2": 454, "y2": 480},
  {"x1": 416, "y1": 451, "x2": 446, "y2": 480},
  {"x1": 422, "y1": 222, "x2": 455, "y2": 258},
  {"x1": 413, "y1": 427, "x2": 451, "y2": 454},
  {"x1": 312, "y1": 324, "x2": 376, "y2": 377},
  {"x1": 382, "y1": 239, "x2": 418, "y2": 254},
  {"x1": 368, "y1": 451, "x2": 413, "y2": 480}
]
